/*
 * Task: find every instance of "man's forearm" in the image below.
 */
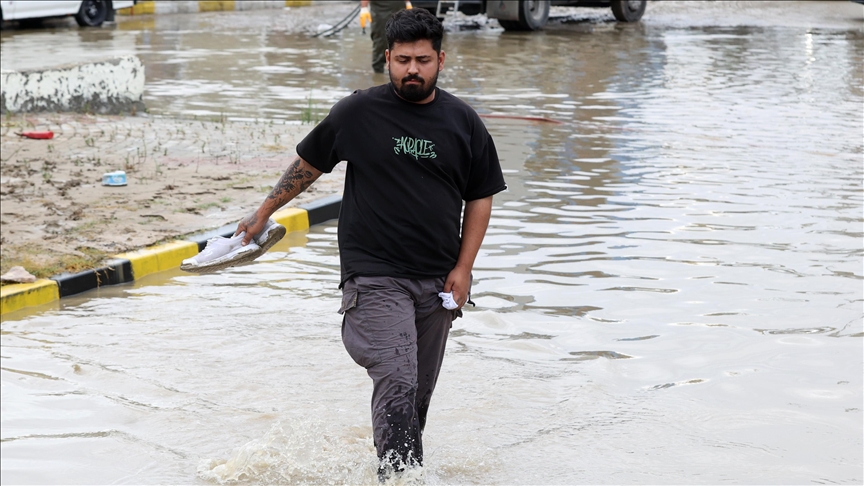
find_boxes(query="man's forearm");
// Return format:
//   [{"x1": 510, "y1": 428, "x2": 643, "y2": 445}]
[
  {"x1": 256, "y1": 156, "x2": 322, "y2": 219},
  {"x1": 455, "y1": 196, "x2": 493, "y2": 272},
  {"x1": 236, "y1": 155, "x2": 323, "y2": 243}
]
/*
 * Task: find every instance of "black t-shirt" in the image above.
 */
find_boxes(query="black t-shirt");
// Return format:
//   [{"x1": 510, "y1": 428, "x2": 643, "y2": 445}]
[{"x1": 296, "y1": 83, "x2": 506, "y2": 286}]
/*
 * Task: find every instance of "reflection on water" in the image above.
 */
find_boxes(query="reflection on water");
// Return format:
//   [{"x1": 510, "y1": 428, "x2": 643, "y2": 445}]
[{"x1": 2, "y1": 4, "x2": 862, "y2": 485}]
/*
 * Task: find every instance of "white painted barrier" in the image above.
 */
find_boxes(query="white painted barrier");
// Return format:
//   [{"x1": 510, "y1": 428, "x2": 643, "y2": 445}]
[{"x1": 1, "y1": 55, "x2": 145, "y2": 115}]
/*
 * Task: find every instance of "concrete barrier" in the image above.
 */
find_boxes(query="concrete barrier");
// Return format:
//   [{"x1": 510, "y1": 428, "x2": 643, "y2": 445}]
[{"x1": 0, "y1": 55, "x2": 145, "y2": 115}]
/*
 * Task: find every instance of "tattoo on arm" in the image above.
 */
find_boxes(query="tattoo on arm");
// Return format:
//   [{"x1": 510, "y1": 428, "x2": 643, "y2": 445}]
[{"x1": 266, "y1": 157, "x2": 317, "y2": 204}]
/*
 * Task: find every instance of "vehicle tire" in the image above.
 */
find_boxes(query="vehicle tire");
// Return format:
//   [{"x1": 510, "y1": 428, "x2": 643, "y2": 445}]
[
  {"x1": 75, "y1": 0, "x2": 109, "y2": 27},
  {"x1": 499, "y1": 0, "x2": 549, "y2": 31},
  {"x1": 610, "y1": 0, "x2": 646, "y2": 22}
]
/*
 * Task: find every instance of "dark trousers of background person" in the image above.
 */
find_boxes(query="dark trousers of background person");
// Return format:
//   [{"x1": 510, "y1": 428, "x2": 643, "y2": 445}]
[{"x1": 370, "y1": 1, "x2": 407, "y2": 73}]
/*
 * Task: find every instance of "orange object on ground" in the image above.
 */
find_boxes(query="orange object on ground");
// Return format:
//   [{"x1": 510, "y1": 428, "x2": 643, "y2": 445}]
[
  {"x1": 359, "y1": 6, "x2": 371, "y2": 33},
  {"x1": 16, "y1": 131, "x2": 55, "y2": 139}
]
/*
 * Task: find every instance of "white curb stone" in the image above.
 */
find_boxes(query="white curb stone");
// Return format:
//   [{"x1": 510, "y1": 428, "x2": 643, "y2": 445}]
[{"x1": 1, "y1": 55, "x2": 145, "y2": 115}]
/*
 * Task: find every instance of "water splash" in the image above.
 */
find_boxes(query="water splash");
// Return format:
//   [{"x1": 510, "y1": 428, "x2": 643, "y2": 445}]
[{"x1": 197, "y1": 420, "x2": 377, "y2": 485}]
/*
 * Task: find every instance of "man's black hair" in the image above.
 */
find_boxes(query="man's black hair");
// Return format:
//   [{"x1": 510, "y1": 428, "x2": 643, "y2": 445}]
[{"x1": 385, "y1": 8, "x2": 444, "y2": 53}]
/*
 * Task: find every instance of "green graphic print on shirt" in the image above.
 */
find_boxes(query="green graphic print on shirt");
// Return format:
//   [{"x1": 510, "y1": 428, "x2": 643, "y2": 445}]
[{"x1": 393, "y1": 135, "x2": 437, "y2": 160}]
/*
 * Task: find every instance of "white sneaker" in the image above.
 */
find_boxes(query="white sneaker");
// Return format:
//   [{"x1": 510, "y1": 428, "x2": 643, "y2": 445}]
[
  {"x1": 235, "y1": 218, "x2": 287, "y2": 264},
  {"x1": 253, "y1": 219, "x2": 286, "y2": 254},
  {"x1": 180, "y1": 232, "x2": 261, "y2": 273}
]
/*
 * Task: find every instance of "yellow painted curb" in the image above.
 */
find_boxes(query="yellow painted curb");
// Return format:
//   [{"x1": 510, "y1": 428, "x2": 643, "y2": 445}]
[
  {"x1": 118, "y1": 0, "x2": 310, "y2": 16},
  {"x1": 0, "y1": 196, "x2": 337, "y2": 316},
  {"x1": 198, "y1": 0, "x2": 235, "y2": 12},
  {"x1": 115, "y1": 241, "x2": 199, "y2": 280},
  {"x1": 271, "y1": 207, "x2": 310, "y2": 233},
  {"x1": 1, "y1": 280, "x2": 60, "y2": 316},
  {"x1": 117, "y1": 0, "x2": 155, "y2": 15},
  {"x1": 0, "y1": 182, "x2": 343, "y2": 321}
]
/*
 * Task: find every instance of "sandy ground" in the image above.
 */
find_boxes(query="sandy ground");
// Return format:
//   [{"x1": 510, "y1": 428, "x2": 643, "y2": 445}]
[
  {"x1": 0, "y1": 113, "x2": 344, "y2": 278},
  {"x1": 1, "y1": 0, "x2": 860, "y2": 279}
]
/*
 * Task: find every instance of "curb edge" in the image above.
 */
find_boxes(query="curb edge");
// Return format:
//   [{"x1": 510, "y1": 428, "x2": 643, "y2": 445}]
[
  {"x1": 117, "y1": 1, "x2": 313, "y2": 16},
  {"x1": 0, "y1": 196, "x2": 341, "y2": 316}
]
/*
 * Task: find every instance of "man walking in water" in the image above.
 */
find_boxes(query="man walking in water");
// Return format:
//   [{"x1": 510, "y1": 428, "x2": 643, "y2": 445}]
[{"x1": 235, "y1": 8, "x2": 506, "y2": 481}]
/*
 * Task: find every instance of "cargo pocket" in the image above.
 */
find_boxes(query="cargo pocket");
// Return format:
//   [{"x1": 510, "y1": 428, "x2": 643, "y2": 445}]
[
  {"x1": 338, "y1": 289, "x2": 358, "y2": 315},
  {"x1": 340, "y1": 288, "x2": 380, "y2": 369}
]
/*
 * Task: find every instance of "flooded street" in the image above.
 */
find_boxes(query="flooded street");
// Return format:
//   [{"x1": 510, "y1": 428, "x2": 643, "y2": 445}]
[{"x1": 2, "y1": 2, "x2": 863, "y2": 484}]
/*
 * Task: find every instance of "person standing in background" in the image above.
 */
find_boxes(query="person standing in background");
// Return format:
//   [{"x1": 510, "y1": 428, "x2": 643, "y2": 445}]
[{"x1": 360, "y1": 1, "x2": 414, "y2": 73}]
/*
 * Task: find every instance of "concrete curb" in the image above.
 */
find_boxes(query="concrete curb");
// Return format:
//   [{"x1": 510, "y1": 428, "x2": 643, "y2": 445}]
[
  {"x1": 118, "y1": 1, "x2": 312, "y2": 15},
  {"x1": 0, "y1": 195, "x2": 341, "y2": 316},
  {"x1": 0, "y1": 56, "x2": 145, "y2": 115}
]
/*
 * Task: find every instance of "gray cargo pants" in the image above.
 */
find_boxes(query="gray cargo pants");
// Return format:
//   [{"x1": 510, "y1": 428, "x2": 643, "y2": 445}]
[{"x1": 339, "y1": 275, "x2": 460, "y2": 470}]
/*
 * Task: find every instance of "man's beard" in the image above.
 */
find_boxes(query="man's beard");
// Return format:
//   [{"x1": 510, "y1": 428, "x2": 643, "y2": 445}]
[{"x1": 390, "y1": 70, "x2": 439, "y2": 102}]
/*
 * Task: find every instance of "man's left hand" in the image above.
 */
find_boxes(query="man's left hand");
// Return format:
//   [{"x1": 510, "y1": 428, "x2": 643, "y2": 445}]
[{"x1": 444, "y1": 266, "x2": 471, "y2": 310}]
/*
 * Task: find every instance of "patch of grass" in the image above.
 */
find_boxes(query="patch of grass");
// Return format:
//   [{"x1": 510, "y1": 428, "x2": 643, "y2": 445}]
[
  {"x1": 301, "y1": 94, "x2": 322, "y2": 125},
  {"x1": 1, "y1": 245, "x2": 111, "y2": 281},
  {"x1": 70, "y1": 219, "x2": 103, "y2": 234},
  {"x1": 225, "y1": 175, "x2": 254, "y2": 188}
]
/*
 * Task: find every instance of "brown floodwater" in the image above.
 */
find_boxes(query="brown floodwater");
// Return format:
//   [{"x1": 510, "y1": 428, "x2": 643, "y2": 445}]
[{"x1": 2, "y1": 2, "x2": 862, "y2": 484}]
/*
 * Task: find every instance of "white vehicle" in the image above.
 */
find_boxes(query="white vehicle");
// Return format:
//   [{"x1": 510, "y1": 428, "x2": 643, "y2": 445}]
[
  {"x1": 414, "y1": 0, "x2": 647, "y2": 30},
  {"x1": 0, "y1": 0, "x2": 136, "y2": 27}
]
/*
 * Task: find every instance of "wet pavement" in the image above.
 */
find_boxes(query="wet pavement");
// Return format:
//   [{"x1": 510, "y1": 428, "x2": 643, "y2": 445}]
[{"x1": 1, "y1": 1, "x2": 863, "y2": 484}]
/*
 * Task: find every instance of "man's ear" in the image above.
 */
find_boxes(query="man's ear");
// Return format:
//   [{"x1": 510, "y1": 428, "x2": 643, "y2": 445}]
[
  {"x1": 438, "y1": 50, "x2": 446, "y2": 71},
  {"x1": 385, "y1": 49, "x2": 390, "y2": 69}
]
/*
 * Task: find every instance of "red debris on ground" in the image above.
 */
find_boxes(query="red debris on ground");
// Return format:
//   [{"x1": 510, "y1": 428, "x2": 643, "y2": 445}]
[{"x1": 16, "y1": 131, "x2": 55, "y2": 139}]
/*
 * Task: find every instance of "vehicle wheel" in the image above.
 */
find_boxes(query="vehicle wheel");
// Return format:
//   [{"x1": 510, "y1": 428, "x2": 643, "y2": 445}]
[
  {"x1": 499, "y1": 0, "x2": 549, "y2": 31},
  {"x1": 75, "y1": 0, "x2": 109, "y2": 27},
  {"x1": 611, "y1": 0, "x2": 646, "y2": 22}
]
